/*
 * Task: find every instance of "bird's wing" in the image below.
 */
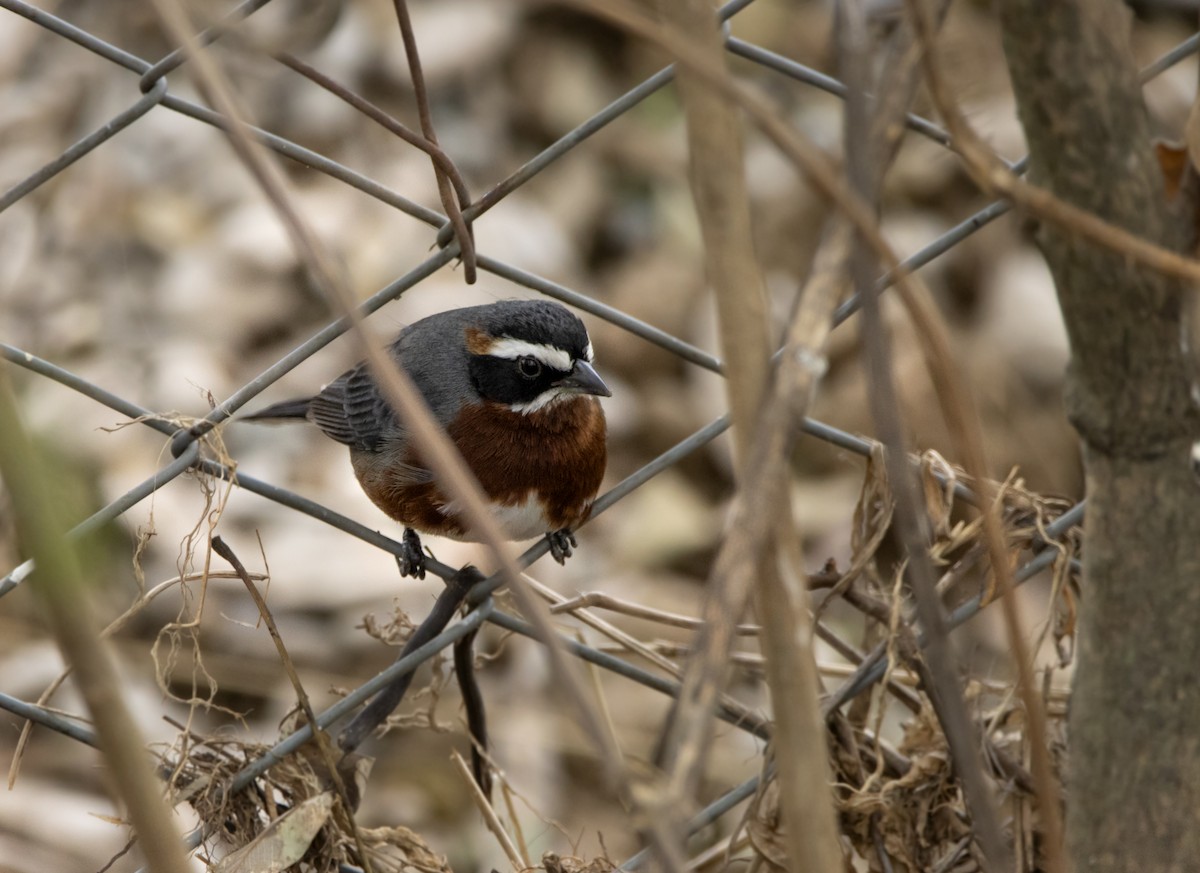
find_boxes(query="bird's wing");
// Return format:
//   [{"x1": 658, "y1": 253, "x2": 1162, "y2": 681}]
[{"x1": 308, "y1": 362, "x2": 433, "y2": 485}]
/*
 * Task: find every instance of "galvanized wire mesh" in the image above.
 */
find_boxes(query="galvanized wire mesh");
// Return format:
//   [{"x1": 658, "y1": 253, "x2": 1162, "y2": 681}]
[{"x1": 1, "y1": 0, "x2": 1193, "y2": 870}]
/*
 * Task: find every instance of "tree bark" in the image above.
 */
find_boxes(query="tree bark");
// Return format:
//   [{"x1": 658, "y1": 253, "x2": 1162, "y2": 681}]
[{"x1": 999, "y1": 2, "x2": 1200, "y2": 869}]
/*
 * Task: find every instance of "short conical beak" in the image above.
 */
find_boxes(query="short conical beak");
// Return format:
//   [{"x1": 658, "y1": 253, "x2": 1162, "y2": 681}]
[{"x1": 556, "y1": 360, "x2": 611, "y2": 397}]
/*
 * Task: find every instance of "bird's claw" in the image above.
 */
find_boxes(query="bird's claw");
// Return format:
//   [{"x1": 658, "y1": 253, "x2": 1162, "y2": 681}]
[
  {"x1": 397, "y1": 528, "x2": 427, "y2": 579},
  {"x1": 547, "y1": 529, "x2": 577, "y2": 565}
]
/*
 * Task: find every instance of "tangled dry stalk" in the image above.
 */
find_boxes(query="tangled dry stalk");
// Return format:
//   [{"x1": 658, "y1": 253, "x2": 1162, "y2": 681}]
[
  {"x1": 7, "y1": 0, "x2": 1181, "y2": 870},
  {"x1": 130, "y1": 448, "x2": 1078, "y2": 872}
]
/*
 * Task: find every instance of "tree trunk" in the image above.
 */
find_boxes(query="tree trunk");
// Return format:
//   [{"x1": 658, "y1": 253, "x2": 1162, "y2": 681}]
[{"x1": 999, "y1": 2, "x2": 1200, "y2": 869}]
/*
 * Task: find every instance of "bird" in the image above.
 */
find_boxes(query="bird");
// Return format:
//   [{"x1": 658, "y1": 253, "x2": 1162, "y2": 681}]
[{"x1": 243, "y1": 299, "x2": 610, "y2": 579}]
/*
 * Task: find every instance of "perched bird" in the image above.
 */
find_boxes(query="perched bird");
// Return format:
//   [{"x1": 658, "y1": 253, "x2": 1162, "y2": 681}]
[{"x1": 244, "y1": 299, "x2": 610, "y2": 578}]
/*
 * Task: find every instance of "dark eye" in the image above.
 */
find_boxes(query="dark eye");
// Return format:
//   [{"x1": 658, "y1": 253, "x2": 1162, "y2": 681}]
[{"x1": 517, "y1": 356, "x2": 542, "y2": 379}]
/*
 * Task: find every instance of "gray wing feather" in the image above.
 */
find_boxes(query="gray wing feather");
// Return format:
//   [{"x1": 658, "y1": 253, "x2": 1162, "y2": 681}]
[
  {"x1": 308, "y1": 362, "x2": 434, "y2": 485},
  {"x1": 307, "y1": 364, "x2": 380, "y2": 447},
  {"x1": 305, "y1": 315, "x2": 481, "y2": 485}
]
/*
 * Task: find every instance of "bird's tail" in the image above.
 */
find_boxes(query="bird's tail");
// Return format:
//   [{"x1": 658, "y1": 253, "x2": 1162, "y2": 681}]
[{"x1": 240, "y1": 397, "x2": 312, "y2": 423}]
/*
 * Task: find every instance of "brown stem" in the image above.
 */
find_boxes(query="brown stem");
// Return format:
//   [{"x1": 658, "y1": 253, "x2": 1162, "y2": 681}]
[{"x1": 390, "y1": 0, "x2": 476, "y2": 281}]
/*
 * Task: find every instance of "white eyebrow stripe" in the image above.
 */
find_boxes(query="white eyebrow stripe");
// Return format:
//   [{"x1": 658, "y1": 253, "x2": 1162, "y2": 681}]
[{"x1": 488, "y1": 337, "x2": 572, "y2": 371}]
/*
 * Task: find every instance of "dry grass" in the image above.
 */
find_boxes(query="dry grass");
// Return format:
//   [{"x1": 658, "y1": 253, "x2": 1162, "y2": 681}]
[
  {"x1": 3, "y1": 0, "x2": 1166, "y2": 869},
  {"x1": 122, "y1": 450, "x2": 1079, "y2": 873}
]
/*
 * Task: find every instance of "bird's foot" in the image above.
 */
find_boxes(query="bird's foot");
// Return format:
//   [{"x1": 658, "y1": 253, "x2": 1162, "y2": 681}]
[
  {"x1": 547, "y1": 529, "x2": 577, "y2": 565},
  {"x1": 397, "y1": 528, "x2": 427, "y2": 579}
]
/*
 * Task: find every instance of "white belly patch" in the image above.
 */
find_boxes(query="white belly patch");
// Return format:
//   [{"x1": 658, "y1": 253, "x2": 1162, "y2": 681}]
[{"x1": 437, "y1": 493, "x2": 549, "y2": 542}]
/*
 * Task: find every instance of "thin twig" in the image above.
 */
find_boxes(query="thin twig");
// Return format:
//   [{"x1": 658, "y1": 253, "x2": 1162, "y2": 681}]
[
  {"x1": 339, "y1": 569, "x2": 477, "y2": 752},
  {"x1": 529, "y1": 577, "x2": 688, "y2": 677},
  {"x1": 8, "y1": 568, "x2": 259, "y2": 788},
  {"x1": 389, "y1": 0, "x2": 476, "y2": 281},
  {"x1": 903, "y1": 0, "x2": 1068, "y2": 866},
  {"x1": 273, "y1": 50, "x2": 473, "y2": 211},
  {"x1": 450, "y1": 750, "x2": 526, "y2": 871},
  {"x1": 549, "y1": 591, "x2": 762, "y2": 636},
  {"x1": 500, "y1": 782, "x2": 533, "y2": 869},
  {"x1": 840, "y1": 2, "x2": 1009, "y2": 867},
  {"x1": 648, "y1": 0, "x2": 844, "y2": 869},
  {"x1": 211, "y1": 536, "x2": 374, "y2": 872}
]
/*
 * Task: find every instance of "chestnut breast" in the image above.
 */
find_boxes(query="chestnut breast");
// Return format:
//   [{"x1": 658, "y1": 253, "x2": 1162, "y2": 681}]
[
  {"x1": 448, "y1": 395, "x2": 607, "y2": 531},
  {"x1": 351, "y1": 395, "x2": 606, "y2": 539}
]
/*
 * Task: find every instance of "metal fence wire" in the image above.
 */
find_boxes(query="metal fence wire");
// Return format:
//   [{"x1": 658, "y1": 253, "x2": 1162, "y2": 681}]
[{"x1": 0, "y1": 0, "x2": 1193, "y2": 871}]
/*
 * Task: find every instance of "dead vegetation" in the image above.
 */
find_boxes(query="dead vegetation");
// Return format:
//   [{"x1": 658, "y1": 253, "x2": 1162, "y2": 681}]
[
  {"x1": 4, "y1": 0, "x2": 1187, "y2": 870},
  {"x1": 100, "y1": 451, "x2": 1079, "y2": 872}
]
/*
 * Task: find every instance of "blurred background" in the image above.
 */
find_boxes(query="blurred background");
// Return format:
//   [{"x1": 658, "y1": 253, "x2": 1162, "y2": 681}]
[{"x1": 0, "y1": 0, "x2": 1194, "y2": 870}]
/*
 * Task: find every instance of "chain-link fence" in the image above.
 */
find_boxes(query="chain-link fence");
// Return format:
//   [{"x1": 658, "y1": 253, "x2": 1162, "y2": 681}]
[{"x1": 1, "y1": 1, "x2": 1193, "y2": 871}]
